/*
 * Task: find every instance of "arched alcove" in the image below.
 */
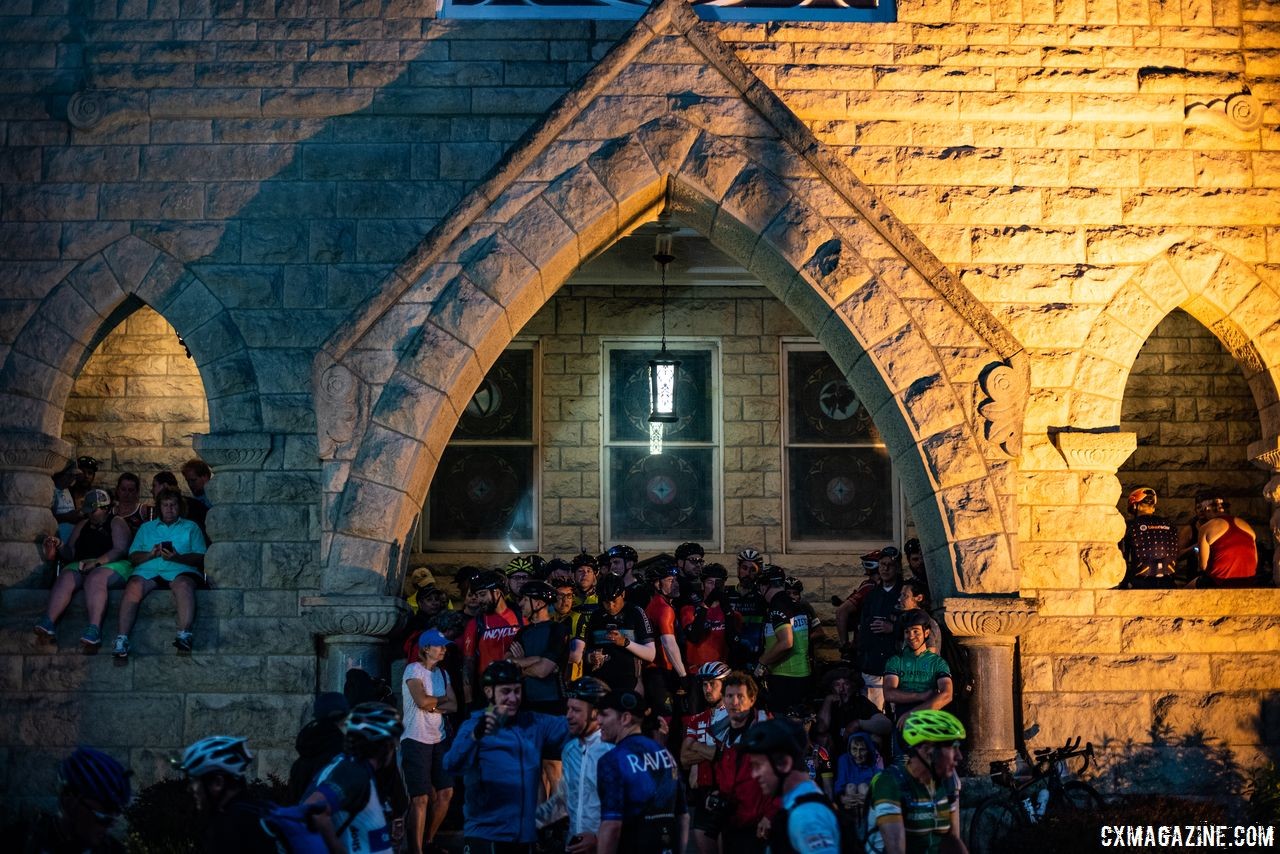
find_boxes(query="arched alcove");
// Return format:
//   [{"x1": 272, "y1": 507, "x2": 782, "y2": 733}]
[{"x1": 1118, "y1": 308, "x2": 1270, "y2": 538}]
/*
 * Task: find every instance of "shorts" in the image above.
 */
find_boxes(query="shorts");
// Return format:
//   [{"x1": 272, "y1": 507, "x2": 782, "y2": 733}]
[
  {"x1": 66, "y1": 560, "x2": 132, "y2": 582},
  {"x1": 862, "y1": 673, "x2": 885, "y2": 712},
  {"x1": 402, "y1": 737, "x2": 452, "y2": 796},
  {"x1": 147, "y1": 571, "x2": 205, "y2": 590}
]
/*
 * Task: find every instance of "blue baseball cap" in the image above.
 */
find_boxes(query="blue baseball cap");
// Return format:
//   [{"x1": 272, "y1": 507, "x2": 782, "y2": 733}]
[{"x1": 417, "y1": 629, "x2": 451, "y2": 648}]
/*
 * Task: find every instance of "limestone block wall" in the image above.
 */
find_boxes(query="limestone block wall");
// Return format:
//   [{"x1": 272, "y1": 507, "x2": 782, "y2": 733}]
[
  {"x1": 1119, "y1": 307, "x2": 1270, "y2": 528},
  {"x1": 63, "y1": 305, "x2": 208, "y2": 483},
  {"x1": 1021, "y1": 589, "x2": 1280, "y2": 793}
]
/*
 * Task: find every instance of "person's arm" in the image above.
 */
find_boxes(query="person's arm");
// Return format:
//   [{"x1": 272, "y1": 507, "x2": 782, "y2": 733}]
[
  {"x1": 922, "y1": 676, "x2": 954, "y2": 710},
  {"x1": 439, "y1": 678, "x2": 458, "y2": 714},
  {"x1": 300, "y1": 793, "x2": 347, "y2": 854},
  {"x1": 569, "y1": 637, "x2": 585, "y2": 665},
  {"x1": 815, "y1": 695, "x2": 835, "y2": 741},
  {"x1": 94, "y1": 516, "x2": 131, "y2": 565},
  {"x1": 442, "y1": 715, "x2": 484, "y2": 775},
  {"x1": 758, "y1": 622, "x2": 794, "y2": 668},
  {"x1": 597, "y1": 819, "x2": 622, "y2": 854},
  {"x1": 942, "y1": 803, "x2": 969, "y2": 853},
  {"x1": 681, "y1": 736, "x2": 715, "y2": 767},
  {"x1": 406, "y1": 678, "x2": 439, "y2": 712},
  {"x1": 682, "y1": 604, "x2": 709, "y2": 642},
  {"x1": 678, "y1": 812, "x2": 689, "y2": 854},
  {"x1": 128, "y1": 526, "x2": 155, "y2": 565},
  {"x1": 62, "y1": 519, "x2": 87, "y2": 561},
  {"x1": 883, "y1": 673, "x2": 928, "y2": 706},
  {"x1": 623, "y1": 637, "x2": 656, "y2": 662},
  {"x1": 881, "y1": 818, "x2": 907, "y2": 854},
  {"x1": 660, "y1": 633, "x2": 686, "y2": 678}
]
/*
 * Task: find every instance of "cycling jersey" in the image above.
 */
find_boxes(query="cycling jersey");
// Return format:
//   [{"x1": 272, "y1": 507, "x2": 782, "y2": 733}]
[
  {"x1": 865, "y1": 764, "x2": 958, "y2": 854},
  {"x1": 309, "y1": 755, "x2": 392, "y2": 854},
  {"x1": 681, "y1": 704, "x2": 729, "y2": 789},
  {"x1": 679, "y1": 600, "x2": 729, "y2": 669},
  {"x1": 597, "y1": 733, "x2": 685, "y2": 854},
  {"x1": 575, "y1": 604, "x2": 653, "y2": 692},
  {"x1": 725, "y1": 583, "x2": 766, "y2": 667},
  {"x1": 769, "y1": 781, "x2": 839, "y2": 854},
  {"x1": 645, "y1": 594, "x2": 680, "y2": 671},
  {"x1": 461, "y1": 606, "x2": 523, "y2": 677},
  {"x1": 764, "y1": 591, "x2": 811, "y2": 678},
  {"x1": 1121, "y1": 513, "x2": 1179, "y2": 578},
  {"x1": 1205, "y1": 516, "x2": 1258, "y2": 581},
  {"x1": 536, "y1": 728, "x2": 613, "y2": 837}
]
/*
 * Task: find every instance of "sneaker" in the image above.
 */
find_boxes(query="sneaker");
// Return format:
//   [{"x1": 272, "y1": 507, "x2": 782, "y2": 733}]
[
  {"x1": 33, "y1": 616, "x2": 55, "y2": 639},
  {"x1": 173, "y1": 631, "x2": 193, "y2": 654},
  {"x1": 80, "y1": 625, "x2": 102, "y2": 649},
  {"x1": 112, "y1": 635, "x2": 130, "y2": 659}
]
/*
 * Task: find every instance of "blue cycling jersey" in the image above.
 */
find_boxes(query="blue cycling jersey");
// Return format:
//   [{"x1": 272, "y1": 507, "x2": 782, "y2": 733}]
[{"x1": 597, "y1": 733, "x2": 685, "y2": 854}]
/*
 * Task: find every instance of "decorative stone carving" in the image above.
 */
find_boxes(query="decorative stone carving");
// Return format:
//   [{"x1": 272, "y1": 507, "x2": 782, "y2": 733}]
[
  {"x1": 301, "y1": 595, "x2": 407, "y2": 639},
  {"x1": 316, "y1": 359, "x2": 369, "y2": 461},
  {"x1": 1210, "y1": 318, "x2": 1266, "y2": 374},
  {"x1": 65, "y1": 89, "x2": 145, "y2": 132},
  {"x1": 0, "y1": 431, "x2": 74, "y2": 474},
  {"x1": 943, "y1": 596, "x2": 1035, "y2": 640},
  {"x1": 1051, "y1": 430, "x2": 1136, "y2": 472},
  {"x1": 192, "y1": 432, "x2": 272, "y2": 471},
  {"x1": 1250, "y1": 438, "x2": 1280, "y2": 474},
  {"x1": 1186, "y1": 90, "x2": 1264, "y2": 133},
  {"x1": 978, "y1": 354, "x2": 1029, "y2": 457}
]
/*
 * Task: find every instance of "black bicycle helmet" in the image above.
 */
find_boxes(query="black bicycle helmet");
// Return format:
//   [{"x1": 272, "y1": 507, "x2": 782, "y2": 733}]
[
  {"x1": 519, "y1": 580, "x2": 555, "y2": 604},
  {"x1": 759, "y1": 564, "x2": 787, "y2": 588},
  {"x1": 60, "y1": 747, "x2": 132, "y2": 811},
  {"x1": 470, "y1": 570, "x2": 506, "y2": 593},
  {"x1": 740, "y1": 718, "x2": 807, "y2": 764},
  {"x1": 902, "y1": 610, "x2": 932, "y2": 630},
  {"x1": 784, "y1": 575, "x2": 803, "y2": 593},
  {"x1": 674, "y1": 542, "x2": 705, "y2": 560},
  {"x1": 572, "y1": 553, "x2": 598, "y2": 571},
  {"x1": 344, "y1": 702, "x2": 404, "y2": 746},
  {"x1": 645, "y1": 564, "x2": 680, "y2": 583},
  {"x1": 564, "y1": 676, "x2": 610, "y2": 704},
  {"x1": 606, "y1": 544, "x2": 637, "y2": 564},
  {"x1": 597, "y1": 573, "x2": 626, "y2": 601},
  {"x1": 482, "y1": 659, "x2": 523, "y2": 687}
]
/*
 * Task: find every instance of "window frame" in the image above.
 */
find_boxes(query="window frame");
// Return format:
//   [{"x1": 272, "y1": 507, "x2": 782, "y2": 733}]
[
  {"x1": 417, "y1": 339, "x2": 541, "y2": 554},
  {"x1": 437, "y1": 0, "x2": 897, "y2": 24},
  {"x1": 600, "y1": 337, "x2": 722, "y2": 551},
  {"x1": 779, "y1": 337, "x2": 901, "y2": 553}
]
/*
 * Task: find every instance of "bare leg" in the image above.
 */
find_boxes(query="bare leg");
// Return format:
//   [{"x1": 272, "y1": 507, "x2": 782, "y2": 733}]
[
  {"x1": 117, "y1": 576, "x2": 156, "y2": 637},
  {"x1": 82, "y1": 566, "x2": 117, "y2": 627},
  {"x1": 171, "y1": 574, "x2": 196, "y2": 632},
  {"x1": 406, "y1": 793, "x2": 429, "y2": 854},
  {"x1": 45, "y1": 569, "x2": 84, "y2": 623},
  {"x1": 426, "y1": 787, "x2": 452, "y2": 844}
]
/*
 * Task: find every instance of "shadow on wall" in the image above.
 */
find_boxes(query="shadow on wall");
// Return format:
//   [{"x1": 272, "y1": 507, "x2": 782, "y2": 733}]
[{"x1": 1088, "y1": 694, "x2": 1280, "y2": 817}]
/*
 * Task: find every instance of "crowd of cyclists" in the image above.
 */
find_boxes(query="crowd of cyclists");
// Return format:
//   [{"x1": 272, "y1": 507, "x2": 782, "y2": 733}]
[{"x1": 26, "y1": 541, "x2": 972, "y2": 854}]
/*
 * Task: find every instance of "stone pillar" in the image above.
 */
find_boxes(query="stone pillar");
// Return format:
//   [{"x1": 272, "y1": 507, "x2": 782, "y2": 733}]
[
  {"x1": 1249, "y1": 438, "x2": 1280, "y2": 586},
  {"x1": 1050, "y1": 430, "x2": 1137, "y2": 588},
  {"x1": 192, "y1": 431, "x2": 273, "y2": 588},
  {"x1": 944, "y1": 596, "x2": 1034, "y2": 773},
  {"x1": 302, "y1": 596, "x2": 408, "y2": 693},
  {"x1": 0, "y1": 430, "x2": 73, "y2": 587}
]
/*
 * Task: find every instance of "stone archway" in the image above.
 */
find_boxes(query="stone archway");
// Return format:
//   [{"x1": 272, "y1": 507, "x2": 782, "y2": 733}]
[
  {"x1": 314, "y1": 0, "x2": 1030, "y2": 602},
  {"x1": 0, "y1": 234, "x2": 263, "y2": 586},
  {"x1": 1067, "y1": 241, "x2": 1280, "y2": 570}
]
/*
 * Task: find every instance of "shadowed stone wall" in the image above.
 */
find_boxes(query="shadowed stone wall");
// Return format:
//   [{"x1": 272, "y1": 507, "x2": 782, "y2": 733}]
[{"x1": 63, "y1": 305, "x2": 208, "y2": 483}]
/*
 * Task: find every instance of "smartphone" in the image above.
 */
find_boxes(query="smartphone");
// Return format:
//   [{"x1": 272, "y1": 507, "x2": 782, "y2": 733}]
[{"x1": 160, "y1": 541, "x2": 174, "y2": 552}]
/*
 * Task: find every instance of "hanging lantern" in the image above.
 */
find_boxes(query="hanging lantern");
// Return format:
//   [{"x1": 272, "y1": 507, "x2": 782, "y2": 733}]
[{"x1": 648, "y1": 248, "x2": 679, "y2": 424}]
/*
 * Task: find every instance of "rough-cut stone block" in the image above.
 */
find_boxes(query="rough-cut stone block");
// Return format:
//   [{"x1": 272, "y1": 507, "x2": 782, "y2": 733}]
[
  {"x1": 1022, "y1": 616, "x2": 1123, "y2": 654},
  {"x1": 1023, "y1": 691, "x2": 1152, "y2": 746}
]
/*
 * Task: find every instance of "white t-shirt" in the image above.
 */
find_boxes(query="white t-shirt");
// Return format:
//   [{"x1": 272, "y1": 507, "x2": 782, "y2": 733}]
[{"x1": 401, "y1": 662, "x2": 448, "y2": 744}]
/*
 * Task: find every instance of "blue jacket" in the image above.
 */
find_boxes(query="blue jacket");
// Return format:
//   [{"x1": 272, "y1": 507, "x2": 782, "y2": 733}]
[{"x1": 443, "y1": 709, "x2": 569, "y2": 843}]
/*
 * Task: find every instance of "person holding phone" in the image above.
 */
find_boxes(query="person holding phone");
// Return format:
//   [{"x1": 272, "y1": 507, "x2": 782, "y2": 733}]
[{"x1": 112, "y1": 486, "x2": 207, "y2": 659}]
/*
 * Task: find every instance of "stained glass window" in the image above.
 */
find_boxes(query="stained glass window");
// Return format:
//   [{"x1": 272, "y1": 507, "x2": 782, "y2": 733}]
[
  {"x1": 423, "y1": 345, "x2": 538, "y2": 550},
  {"x1": 783, "y1": 342, "x2": 896, "y2": 548},
  {"x1": 603, "y1": 341, "x2": 719, "y2": 548}
]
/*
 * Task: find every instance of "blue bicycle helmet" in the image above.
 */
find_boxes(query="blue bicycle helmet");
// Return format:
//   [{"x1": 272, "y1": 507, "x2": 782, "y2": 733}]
[{"x1": 59, "y1": 747, "x2": 131, "y2": 811}]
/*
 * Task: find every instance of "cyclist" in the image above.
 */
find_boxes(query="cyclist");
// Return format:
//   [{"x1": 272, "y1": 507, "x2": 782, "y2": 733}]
[
  {"x1": 740, "y1": 718, "x2": 840, "y2": 854},
  {"x1": 679, "y1": 661, "x2": 731, "y2": 854},
  {"x1": 300, "y1": 702, "x2": 405, "y2": 854},
  {"x1": 23, "y1": 747, "x2": 131, "y2": 854},
  {"x1": 443, "y1": 660, "x2": 569, "y2": 852},
  {"x1": 595, "y1": 689, "x2": 687, "y2": 854},
  {"x1": 177, "y1": 736, "x2": 276, "y2": 853},
  {"x1": 866, "y1": 710, "x2": 967, "y2": 854},
  {"x1": 726, "y1": 548, "x2": 767, "y2": 669},
  {"x1": 537, "y1": 677, "x2": 615, "y2": 853}
]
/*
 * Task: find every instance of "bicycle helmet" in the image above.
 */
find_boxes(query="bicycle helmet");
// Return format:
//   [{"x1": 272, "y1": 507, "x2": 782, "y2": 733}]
[
  {"x1": 505, "y1": 556, "x2": 534, "y2": 577},
  {"x1": 59, "y1": 747, "x2": 131, "y2": 811},
  {"x1": 571, "y1": 553, "x2": 598, "y2": 571},
  {"x1": 596, "y1": 573, "x2": 626, "y2": 601},
  {"x1": 519, "y1": 579, "x2": 555, "y2": 604},
  {"x1": 434, "y1": 608, "x2": 466, "y2": 638},
  {"x1": 1128, "y1": 487, "x2": 1157, "y2": 509},
  {"x1": 645, "y1": 564, "x2": 680, "y2": 583},
  {"x1": 696, "y1": 660, "x2": 731, "y2": 680},
  {"x1": 902, "y1": 610, "x2": 932, "y2": 630},
  {"x1": 178, "y1": 736, "x2": 253, "y2": 779},
  {"x1": 675, "y1": 542, "x2": 705, "y2": 560},
  {"x1": 564, "y1": 676, "x2": 610, "y2": 704},
  {"x1": 737, "y1": 547, "x2": 762, "y2": 566},
  {"x1": 880, "y1": 546, "x2": 901, "y2": 560},
  {"x1": 470, "y1": 570, "x2": 506, "y2": 593},
  {"x1": 904, "y1": 538, "x2": 922, "y2": 555},
  {"x1": 784, "y1": 576, "x2": 803, "y2": 593},
  {"x1": 482, "y1": 659, "x2": 523, "y2": 687},
  {"x1": 900, "y1": 709, "x2": 966, "y2": 746},
  {"x1": 344, "y1": 702, "x2": 404, "y2": 745},
  {"x1": 758, "y1": 564, "x2": 786, "y2": 588},
  {"x1": 606, "y1": 544, "x2": 637, "y2": 565},
  {"x1": 740, "y1": 718, "x2": 807, "y2": 763}
]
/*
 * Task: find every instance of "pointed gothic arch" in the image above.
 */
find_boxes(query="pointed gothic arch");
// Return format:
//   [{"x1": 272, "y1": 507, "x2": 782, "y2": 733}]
[{"x1": 0, "y1": 235, "x2": 264, "y2": 438}]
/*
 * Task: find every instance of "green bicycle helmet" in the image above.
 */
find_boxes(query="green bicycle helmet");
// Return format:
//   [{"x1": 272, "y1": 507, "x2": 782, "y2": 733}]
[
  {"x1": 900, "y1": 709, "x2": 966, "y2": 746},
  {"x1": 505, "y1": 556, "x2": 534, "y2": 577}
]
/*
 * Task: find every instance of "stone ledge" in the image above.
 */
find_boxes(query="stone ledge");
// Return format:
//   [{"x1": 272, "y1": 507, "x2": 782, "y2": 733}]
[{"x1": 1094, "y1": 588, "x2": 1280, "y2": 617}]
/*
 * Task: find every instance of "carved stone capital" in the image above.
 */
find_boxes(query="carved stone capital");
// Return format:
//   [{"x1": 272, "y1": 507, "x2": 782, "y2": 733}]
[
  {"x1": 65, "y1": 89, "x2": 146, "y2": 132},
  {"x1": 943, "y1": 596, "x2": 1036, "y2": 642},
  {"x1": 301, "y1": 595, "x2": 408, "y2": 639},
  {"x1": 192, "y1": 432, "x2": 273, "y2": 471},
  {"x1": 0, "y1": 431, "x2": 74, "y2": 474},
  {"x1": 1051, "y1": 429, "x2": 1136, "y2": 472},
  {"x1": 1186, "y1": 90, "x2": 1264, "y2": 133},
  {"x1": 1249, "y1": 438, "x2": 1280, "y2": 474}
]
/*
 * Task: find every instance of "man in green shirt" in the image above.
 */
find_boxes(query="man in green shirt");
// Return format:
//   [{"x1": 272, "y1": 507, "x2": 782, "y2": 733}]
[
  {"x1": 883, "y1": 612, "x2": 952, "y2": 722},
  {"x1": 866, "y1": 710, "x2": 967, "y2": 854}
]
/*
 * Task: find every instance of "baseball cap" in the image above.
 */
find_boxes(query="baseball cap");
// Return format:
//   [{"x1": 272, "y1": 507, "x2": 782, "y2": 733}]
[
  {"x1": 417, "y1": 629, "x2": 452, "y2": 648},
  {"x1": 81, "y1": 488, "x2": 111, "y2": 511}
]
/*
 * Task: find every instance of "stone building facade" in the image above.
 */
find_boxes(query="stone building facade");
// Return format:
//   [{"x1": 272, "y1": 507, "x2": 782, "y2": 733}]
[{"x1": 1, "y1": 0, "x2": 1279, "y2": 810}]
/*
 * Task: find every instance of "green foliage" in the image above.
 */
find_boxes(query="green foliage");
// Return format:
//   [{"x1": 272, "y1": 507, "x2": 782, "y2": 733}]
[
  {"x1": 979, "y1": 795, "x2": 1233, "y2": 854},
  {"x1": 1246, "y1": 762, "x2": 1280, "y2": 825},
  {"x1": 123, "y1": 774, "x2": 290, "y2": 854}
]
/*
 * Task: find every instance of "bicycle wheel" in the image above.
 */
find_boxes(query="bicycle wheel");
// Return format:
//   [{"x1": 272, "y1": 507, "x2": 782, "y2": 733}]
[
  {"x1": 968, "y1": 796, "x2": 1024, "y2": 854},
  {"x1": 1055, "y1": 780, "x2": 1104, "y2": 812}
]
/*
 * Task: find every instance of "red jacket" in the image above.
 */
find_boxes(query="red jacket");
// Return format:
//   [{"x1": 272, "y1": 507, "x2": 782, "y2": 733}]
[{"x1": 711, "y1": 713, "x2": 779, "y2": 830}]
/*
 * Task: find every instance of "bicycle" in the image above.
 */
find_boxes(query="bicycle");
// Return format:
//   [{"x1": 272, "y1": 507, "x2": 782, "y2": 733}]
[{"x1": 968, "y1": 737, "x2": 1106, "y2": 854}]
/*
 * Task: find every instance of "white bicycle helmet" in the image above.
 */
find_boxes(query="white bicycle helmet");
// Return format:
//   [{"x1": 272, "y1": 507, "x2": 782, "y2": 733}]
[
  {"x1": 737, "y1": 547, "x2": 762, "y2": 565},
  {"x1": 697, "y1": 661, "x2": 731, "y2": 680},
  {"x1": 178, "y1": 736, "x2": 253, "y2": 779}
]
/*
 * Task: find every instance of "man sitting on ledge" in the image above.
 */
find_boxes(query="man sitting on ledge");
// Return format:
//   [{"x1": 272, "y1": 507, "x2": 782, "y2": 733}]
[{"x1": 113, "y1": 487, "x2": 207, "y2": 659}]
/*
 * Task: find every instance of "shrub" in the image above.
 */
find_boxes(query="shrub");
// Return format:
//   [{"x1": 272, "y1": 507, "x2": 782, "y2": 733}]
[{"x1": 124, "y1": 775, "x2": 290, "y2": 854}]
